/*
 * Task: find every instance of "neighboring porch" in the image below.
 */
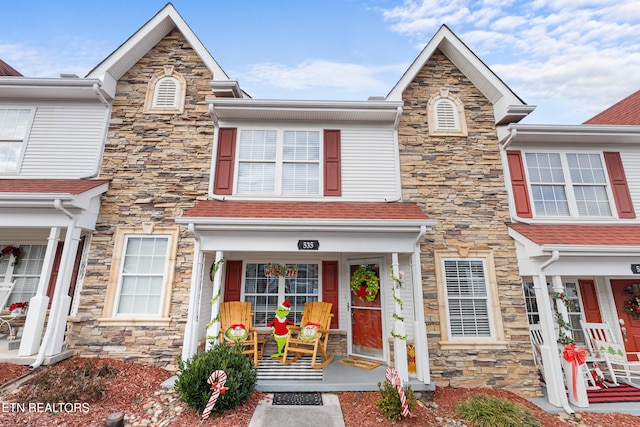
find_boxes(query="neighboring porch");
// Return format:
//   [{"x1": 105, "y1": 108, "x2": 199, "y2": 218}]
[{"x1": 0, "y1": 336, "x2": 73, "y2": 365}]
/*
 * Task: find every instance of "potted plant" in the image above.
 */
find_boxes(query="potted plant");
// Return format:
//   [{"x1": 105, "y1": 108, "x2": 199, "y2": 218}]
[{"x1": 9, "y1": 301, "x2": 28, "y2": 316}]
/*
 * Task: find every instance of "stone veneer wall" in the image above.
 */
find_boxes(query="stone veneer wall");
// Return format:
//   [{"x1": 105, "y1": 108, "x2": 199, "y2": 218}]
[
  {"x1": 398, "y1": 50, "x2": 539, "y2": 396},
  {"x1": 66, "y1": 29, "x2": 214, "y2": 367}
]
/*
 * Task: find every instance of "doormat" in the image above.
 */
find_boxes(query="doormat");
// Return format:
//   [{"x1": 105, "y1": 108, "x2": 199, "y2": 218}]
[
  {"x1": 338, "y1": 357, "x2": 381, "y2": 370},
  {"x1": 586, "y1": 382, "x2": 640, "y2": 403},
  {"x1": 257, "y1": 358, "x2": 323, "y2": 381},
  {"x1": 273, "y1": 392, "x2": 323, "y2": 406}
]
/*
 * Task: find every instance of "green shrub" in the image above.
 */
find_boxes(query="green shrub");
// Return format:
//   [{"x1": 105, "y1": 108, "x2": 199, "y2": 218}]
[
  {"x1": 175, "y1": 344, "x2": 257, "y2": 413},
  {"x1": 376, "y1": 380, "x2": 417, "y2": 420},
  {"x1": 455, "y1": 394, "x2": 541, "y2": 427},
  {"x1": 16, "y1": 357, "x2": 119, "y2": 404}
]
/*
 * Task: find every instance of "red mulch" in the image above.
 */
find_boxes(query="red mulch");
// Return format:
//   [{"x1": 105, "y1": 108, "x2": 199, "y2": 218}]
[{"x1": 0, "y1": 358, "x2": 638, "y2": 426}]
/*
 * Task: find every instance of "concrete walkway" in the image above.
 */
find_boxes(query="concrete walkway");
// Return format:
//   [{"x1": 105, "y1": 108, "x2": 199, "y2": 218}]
[{"x1": 248, "y1": 393, "x2": 345, "y2": 427}]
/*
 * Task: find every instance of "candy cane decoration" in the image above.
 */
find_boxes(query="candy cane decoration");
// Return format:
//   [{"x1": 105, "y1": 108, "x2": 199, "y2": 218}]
[
  {"x1": 385, "y1": 367, "x2": 411, "y2": 418},
  {"x1": 201, "y1": 370, "x2": 228, "y2": 420}
]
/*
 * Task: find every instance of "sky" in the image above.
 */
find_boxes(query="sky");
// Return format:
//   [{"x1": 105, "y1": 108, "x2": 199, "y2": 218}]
[{"x1": 2, "y1": 0, "x2": 640, "y2": 124}]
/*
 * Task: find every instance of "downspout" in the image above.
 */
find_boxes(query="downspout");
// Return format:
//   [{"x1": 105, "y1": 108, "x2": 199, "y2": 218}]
[
  {"x1": 31, "y1": 200, "x2": 77, "y2": 368},
  {"x1": 412, "y1": 225, "x2": 431, "y2": 384},
  {"x1": 537, "y1": 250, "x2": 574, "y2": 414},
  {"x1": 181, "y1": 223, "x2": 204, "y2": 362}
]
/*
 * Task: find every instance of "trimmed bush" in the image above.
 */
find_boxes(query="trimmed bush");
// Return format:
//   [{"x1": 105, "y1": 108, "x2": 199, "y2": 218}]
[
  {"x1": 455, "y1": 394, "x2": 541, "y2": 427},
  {"x1": 175, "y1": 344, "x2": 257, "y2": 413},
  {"x1": 376, "y1": 380, "x2": 417, "y2": 420}
]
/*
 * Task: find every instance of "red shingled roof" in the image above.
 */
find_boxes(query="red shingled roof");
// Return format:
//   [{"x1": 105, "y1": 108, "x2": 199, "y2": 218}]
[
  {"x1": 182, "y1": 200, "x2": 430, "y2": 221},
  {"x1": 0, "y1": 59, "x2": 22, "y2": 76},
  {"x1": 509, "y1": 223, "x2": 640, "y2": 246},
  {"x1": 584, "y1": 90, "x2": 640, "y2": 125},
  {"x1": 0, "y1": 179, "x2": 109, "y2": 195}
]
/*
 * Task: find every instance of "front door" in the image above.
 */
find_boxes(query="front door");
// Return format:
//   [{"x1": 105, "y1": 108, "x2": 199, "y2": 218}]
[
  {"x1": 348, "y1": 261, "x2": 383, "y2": 360},
  {"x1": 611, "y1": 279, "x2": 640, "y2": 362}
]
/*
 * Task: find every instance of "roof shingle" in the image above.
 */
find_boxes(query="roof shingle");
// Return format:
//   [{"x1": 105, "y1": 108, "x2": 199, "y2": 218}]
[
  {"x1": 0, "y1": 179, "x2": 110, "y2": 195},
  {"x1": 584, "y1": 89, "x2": 640, "y2": 125},
  {"x1": 509, "y1": 223, "x2": 640, "y2": 246},
  {"x1": 182, "y1": 200, "x2": 430, "y2": 221}
]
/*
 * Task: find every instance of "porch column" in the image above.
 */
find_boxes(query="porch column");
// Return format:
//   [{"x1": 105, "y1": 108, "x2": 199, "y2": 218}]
[
  {"x1": 43, "y1": 220, "x2": 81, "y2": 356},
  {"x1": 392, "y1": 252, "x2": 409, "y2": 382},
  {"x1": 18, "y1": 227, "x2": 60, "y2": 356},
  {"x1": 181, "y1": 231, "x2": 204, "y2": 362},
  {"x1": 206, "y1": 251, "x2": 224, "y2": 351},
  {"x1": 533, "y1": 267, "x2": 570, "y2": 410},
  {"x1": 412, "y1": 229, "x2": 430, "y2": 384}
]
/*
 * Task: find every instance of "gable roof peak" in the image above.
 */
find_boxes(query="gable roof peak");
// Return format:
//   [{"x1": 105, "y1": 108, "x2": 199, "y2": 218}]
[
  {"x1": 86, "y1": 2, "x2": 230, "y2": 97},
  {"x1": 386, "y1": 24, "x2": 534, "y2": 125},
  {"x1": 583, "y1": 89, "x2": 640, "y2": 125}
]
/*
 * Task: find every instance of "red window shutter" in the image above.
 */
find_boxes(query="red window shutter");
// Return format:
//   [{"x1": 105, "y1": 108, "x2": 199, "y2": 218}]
[
  {"x1": 324, "y1": 130, "x2": 342, "y2": 196},
  {"x1": 579, "y1": 280, "x2": 602, "y2": 323},
  {"x1": 506, "y1": 150, "x2": 533, "y2": 218},
  {"x1": 213, "y1": 128, "x2": 237, "y2": 195},
  {"x1": 223, "y1": 260, "x2": 243, "y2": 302},
  {"x1": 322, "y1": 261, "x2": 339, "y2": 329},
  {"x1": 604, "y1": 151, "x2": 636, "y2": 219}
]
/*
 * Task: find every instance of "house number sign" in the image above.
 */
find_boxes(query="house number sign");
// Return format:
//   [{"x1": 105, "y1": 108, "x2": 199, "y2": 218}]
[
  {"x1": 298, "y1": 240, "x2": 319, "y2": 250},
  {"x1": 631, "y1": 264, "x2": 640, "y2": 274}
]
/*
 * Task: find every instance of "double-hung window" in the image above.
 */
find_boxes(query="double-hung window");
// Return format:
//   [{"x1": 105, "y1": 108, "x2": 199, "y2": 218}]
[
  {"x1": 525, "y1": 152, "x2": 612, "y2": 217},
  {"x1": 237, "y1": 130, "x2": 320, "y2": 195},
  {"x1": 0, "y1": 108, "x2": 33, "y2": 173},
  {"x1": 115, "y1": 236, "x2": 169, "y2": 316},
  {"x1": 0, "y1": 245, "x2": 46, "y2": 308},
  {"x1": 243, "y1": 262, "x2": 319, "y2": 327},
  {"x1": 443, "y1": 258, "x2": 492, "y2": 338}
]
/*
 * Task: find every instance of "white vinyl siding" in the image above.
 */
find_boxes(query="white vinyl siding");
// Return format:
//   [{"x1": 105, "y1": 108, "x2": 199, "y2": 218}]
[
  {"x1": 13, "y1": 102, "x2": 108, "y2": 178},
  {"x1": 443, "y1": 258, "x2": 492, "y2": 338},
  {"x1": 340, "y1": 126, "x2": 398, "y2": 199}
]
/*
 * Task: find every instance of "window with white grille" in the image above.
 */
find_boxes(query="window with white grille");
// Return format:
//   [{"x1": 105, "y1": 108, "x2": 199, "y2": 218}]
[
  {"x1": 237, "y1": 129, "x2": 320, "y2": 195},
  {"x1": 0, "y1": 245, "x2": 46, "y2": 307},
  {"x1": 0, "y1": 108, "x2": 34, "y2": 173},
  {"x1": 525, "y1": 152, "x2": 612, "y2": 217}
]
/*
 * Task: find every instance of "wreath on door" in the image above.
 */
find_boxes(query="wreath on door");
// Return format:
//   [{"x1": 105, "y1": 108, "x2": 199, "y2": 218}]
[
  {"x1": 350, "y1": 267, "x2": 380, "y2": 302},
  {"x1": 624, "y1": 295, "x2": 640, "y2": 320}
]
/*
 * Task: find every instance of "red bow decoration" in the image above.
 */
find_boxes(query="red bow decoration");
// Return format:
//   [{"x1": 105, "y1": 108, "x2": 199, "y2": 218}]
[{"x1": 563, "y1": 344, "x2": 586, "y2": 400}]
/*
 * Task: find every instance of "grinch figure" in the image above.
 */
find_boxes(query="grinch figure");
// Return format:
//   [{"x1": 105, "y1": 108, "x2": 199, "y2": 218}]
[{"x1": 267, "y1": 299, "x2": 294, "y2": 358}]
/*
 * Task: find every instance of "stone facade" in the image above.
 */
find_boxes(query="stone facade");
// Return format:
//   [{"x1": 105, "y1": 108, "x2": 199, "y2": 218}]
[
  {"x1": 398, "y1": 50, "x2": 539, "y2": 396},
  {"x1": 66, "y1": 29, "x2": 214, "y2": 367}
]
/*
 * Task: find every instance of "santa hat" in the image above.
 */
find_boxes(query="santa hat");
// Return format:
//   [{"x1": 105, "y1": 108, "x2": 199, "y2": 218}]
[{"x1": 279, "y1": 300, "x2": 291, "y2": 310}]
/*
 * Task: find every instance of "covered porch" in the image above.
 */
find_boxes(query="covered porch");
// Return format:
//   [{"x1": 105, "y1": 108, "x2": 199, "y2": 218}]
[
  {"x1": 176, "y1": 199, "x2": 437, "y2": 388},
  {"x1": 510, "y1": 223, "x2": 640, "y2": 411},
  {"x1": 0, "y1": 179, "x2": 109, "y2": 366}
]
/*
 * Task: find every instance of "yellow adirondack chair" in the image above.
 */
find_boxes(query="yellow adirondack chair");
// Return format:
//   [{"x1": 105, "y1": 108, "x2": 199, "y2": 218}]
[
  {"x1": 282, "y1": 301, "x2": 334, "y2": 369},
  {"x1": 218, "y1": 301, "x2": 260, "y2": 366}
]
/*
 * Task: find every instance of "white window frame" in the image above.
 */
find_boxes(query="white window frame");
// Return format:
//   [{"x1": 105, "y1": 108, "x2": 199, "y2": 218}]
[
  {"x1": 112, "y1": 235, "x2": 170, "y2": 317},
  {"x1": 0, "y1": 244, "x2": 46, "y2": 308},
  {"x1": 235, "y1": 128, "x2": 322, "y2": 196},
  {"x1": 523, "y1": 151, "x2": 615, "y2": 218},
  {"x1": 242, "y1": 261, "x2": 320, "y2": 328},
  {"x1": 0, "y1": 107, "x2": 35, "y2": 174},
  {"x1": 99, "y1": 224, "x2": 178, "y2": 326},
  {"x1": 435, "y1": 248, "x2": 505, "y2": 350}
]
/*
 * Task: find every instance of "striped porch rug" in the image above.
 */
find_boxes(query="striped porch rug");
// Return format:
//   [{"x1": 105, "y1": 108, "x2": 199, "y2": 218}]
[
  {"x1": 257, "y1": 358, "x2": 323, "y2": 381},
  {"x1": 586, "y1": 383, "x2": 640, "y2": 403}
]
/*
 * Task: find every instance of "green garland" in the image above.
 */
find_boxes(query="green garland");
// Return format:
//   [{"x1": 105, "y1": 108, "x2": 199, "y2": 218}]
[{"x1": 350, "y1": 267, "x2": 380, "y2": 302}]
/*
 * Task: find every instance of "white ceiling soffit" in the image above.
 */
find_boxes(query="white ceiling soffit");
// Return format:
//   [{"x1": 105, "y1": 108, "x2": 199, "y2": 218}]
[
  {"x1": 506, "y1": 124, "x2": 640, "y2": 144},
  {"x1": 386, "y1": 25, "x2": 534, "y2": 124},
  {"x1": 208, "y1": 99, "x2": 403, "y2": 122},
  {"x1": 86, "y1": 4, "x2": 229, "y2": 85}
]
